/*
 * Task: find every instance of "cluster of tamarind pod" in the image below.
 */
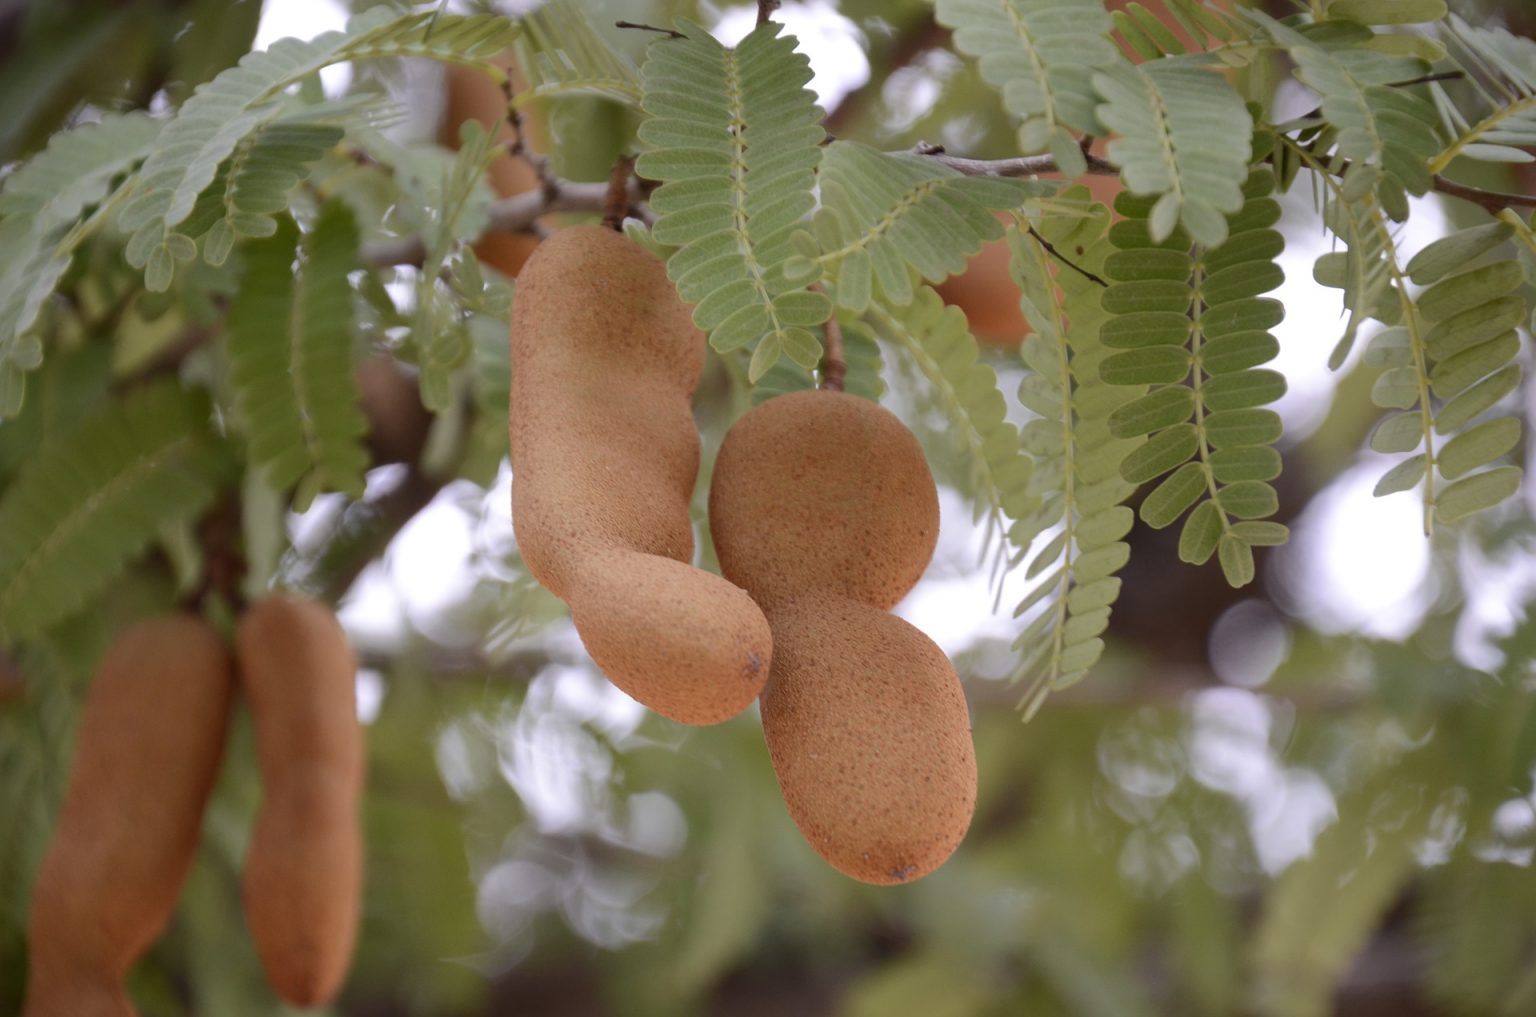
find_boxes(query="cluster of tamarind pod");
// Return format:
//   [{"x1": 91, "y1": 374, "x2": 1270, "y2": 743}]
[
  {"x1": 23, "y1": 596, "x2": 363, "y2": 1015},
  {"x1": 509, "y1": 225, "x2": 978, "y2": 884}
]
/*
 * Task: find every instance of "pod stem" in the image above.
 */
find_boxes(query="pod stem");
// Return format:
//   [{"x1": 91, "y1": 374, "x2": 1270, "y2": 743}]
[
  {"x1": 601, "y1": 155, "x2": 637, "y2": 231},
  {"x1": 816, "y1": 287, "x2": 845, "y2": 392}
]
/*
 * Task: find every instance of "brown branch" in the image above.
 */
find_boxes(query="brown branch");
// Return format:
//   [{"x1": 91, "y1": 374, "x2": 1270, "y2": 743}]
[
  {"x1": 817, "y1": 290, "x2": 845, "y2": 392},
  {"x1": 757, "y1": 0, "x2": 781, "y2": 26},
  {"x1": 500, "y1": 76, "x2": 555, "y2": 202},
  {"x1": 602, "y1": 155, "x2": 636, "y2": 230},
  {"x1": 1431, "y1": 173, "x2": 1536, "y2": 213},
  {"x1": 613, "y1": 20, "x2": 683, "y2": 39},
  {"x1": 184, "y1": 493, "x2": 247, "y2": 615},
  {"x1": 1026, "y1": 224, "x2": 1109, "y2": 288},
  {"x1": 307, "y1": 464, "x2": 447, "y2": 603}
]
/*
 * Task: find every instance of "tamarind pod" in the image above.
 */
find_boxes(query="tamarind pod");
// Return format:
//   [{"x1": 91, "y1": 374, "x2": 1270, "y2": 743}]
[
  {"x1": 23, "y1": 613, "x2": 235, "y2": 1016},
  {"x1": 236, "y1": 595, "x2": 363, "y2": 1008},
  {"x1": 759, "y1": 594, "x2": 977, "y2": 885},
  {"x1": 508, "y1": 225, "x2": 771, "y2": 724},
  {"x1": 709, "y1": 390, "x2": 974, "y2": 883},
  {"x1": 708, "y1": 390, "x2": 940, "y2": 612},
  {"x1": 22, "y1": 978, "x2": 135, "y2": 1017}
]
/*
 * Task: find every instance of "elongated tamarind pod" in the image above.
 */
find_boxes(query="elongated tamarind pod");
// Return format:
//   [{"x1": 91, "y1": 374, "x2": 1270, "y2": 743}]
[
  {"x1": 24, "y1": 613, "x2": 235, "y2": 1017},
  {"x1": 709, "y1": 390, "x2": 976, "y2": 884},
  {"x1": 508, "y1": 224, "x2": 772, "y2": 724},
  {"x1": 237, "y1": 595, "x2": 364, "y2": 1007}
]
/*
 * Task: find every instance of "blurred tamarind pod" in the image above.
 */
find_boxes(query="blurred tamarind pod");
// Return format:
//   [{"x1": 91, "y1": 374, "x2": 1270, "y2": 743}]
[
  {"x1": 237, "y1": 595, "x2": 364, "y2": 1007},
  {"x1": 24, "y1": 614, "x2": 235, "y2": 1017}
]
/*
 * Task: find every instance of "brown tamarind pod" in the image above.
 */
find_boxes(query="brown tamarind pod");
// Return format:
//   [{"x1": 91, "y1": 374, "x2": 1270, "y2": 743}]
[
  {"x1": 24, "y1": 613, "x2": 235, "y2": 1016},
  {"x1": 709, "y1": 390, "x2": 976, "y2": 884},
  {"x1": 508, "y1": 224, "x2": 771, "y2": 725},
  {"x1": 236, "y1": 595, "x2": 364, "y2": 1008}
]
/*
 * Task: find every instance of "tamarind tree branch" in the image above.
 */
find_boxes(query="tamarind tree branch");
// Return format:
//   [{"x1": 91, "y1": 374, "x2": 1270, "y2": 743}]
[
  {"x1": 363, "y1": 146, "x2": 1534, "y2": 269},
  {"x1": 817, "y1": 288, "x2": 846, "y2": 392}
]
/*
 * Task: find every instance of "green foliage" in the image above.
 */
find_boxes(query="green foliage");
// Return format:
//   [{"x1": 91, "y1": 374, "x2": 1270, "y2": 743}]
[
  {"x1": 510, "y1": 0, "x2": 643, "y2": 108},
  {"x1": 0, "y1": 382, "x2": 227, "y2": 642},
  {"x1": 1095, "y1": 62, "x2": 1254, "y2": 247},
  {"x1": 868, "y1": 288, "x2": 1037, "y2": 576},
  {"x1": 226, "y1": 205, "x2": 369, "y2": 510},
  {"x1": 637, "y1": 20, "x2": 830, "y2": 382},
  {"x1": 1251, "y1": 773, "x2": 1432, "y2": 1017},
  {"x1": 1108, "y1": 0, "x2": 1251, "y2": 61},
  {"x1": 1008, "y1": 194, "x2": 1141, "y2": 714},
  {"x1": 935, "y1": 0, "x2": 1121, "y2": 176},
  {"x1": 804, "y1": 140, "x2": 1043, "y2": 310},
  {"x1": 119, "y1": 8, "x2": 519, "y2": 293},
  {"x1": 1432, "y1": 16, "x2": 1536, "y2": 173},
  {"x1": 750, "y1": 316, "x2": 884, "y2": 404},
  {"x1": 1099, "y1": 169, "x2": 1290, "y2": 587},
  {"x1": 179, "y1": 117, "x2": 348, "y2": 268},
  {"x1": 1249, "y1": 11, "x2": 1440, "y2": 220},
  {"x1": 0, "y1": 112, "x2": 161, "y2": 417},
  {"x1": 1366, "y1": 221, "x2": 1527, "y2": 525}
]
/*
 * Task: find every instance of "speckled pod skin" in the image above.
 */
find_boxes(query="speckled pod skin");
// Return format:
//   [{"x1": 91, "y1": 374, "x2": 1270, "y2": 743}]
[
  {"x1": 509, "y1": 224, "x2": 771, "y2": 724},
  {"x1": 237, "y1": 596, "x2": 363, "y2": 1008},
  {"x1": 709, "y1": 390, "x2": 976, "y2": 885},
  {"x1": 24, "y1": 614, "x2": 235, "y2": 1017}
]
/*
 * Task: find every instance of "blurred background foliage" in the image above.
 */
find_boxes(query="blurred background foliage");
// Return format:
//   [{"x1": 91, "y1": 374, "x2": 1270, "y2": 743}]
[{"x1": 3, "y1": 1, "x2": 1536, "y2": 1015}]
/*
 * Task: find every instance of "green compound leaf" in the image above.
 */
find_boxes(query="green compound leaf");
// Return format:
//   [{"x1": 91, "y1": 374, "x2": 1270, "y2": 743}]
[
  {"x1": 936, "y1": 0, "x2": 1122, "y2": 173},
  {"x1": 1009, "y1": 190, "x2": 1142, "y2": 716},
  {"x1": 179, "y1": 117, "x2": 347, "y2": 267},
  {"x1": 1095, "y1": 61, "x2": 1254, "y2": 247},
  {"x1": 1101, "y1": 169, "x2": 1289, "y2": 587},
  {"x1": 868, "y1": 287, "x2": 1037, "y2": 571},
  {"x1": 227, "y1": 205, "x2": 369, "y2": 509},
  {"x1": 0, "y1": 111, "x2": 162, "y2": 418},
  {"x1": 510, "y1": 0, "x2": 642, "y2": 109},
  {"x1": 810, "y1": 141, "x2": 1044, "y2": 312},
  {"x1": 0, "y1": 382, "x2": 229, "y2": 641},
  {"x1": 1429, "y1": 17, "x2": 1536, "y2": 174},
  {"x1": 637, "y1": 19, "x2": 829, "y2": 381},
  {"x1": 120, "y1": 8, "x2": 520, "y2": 292},
  {"x1": 1366, "y1": 222, "x2": 1528, "y2": 528}
]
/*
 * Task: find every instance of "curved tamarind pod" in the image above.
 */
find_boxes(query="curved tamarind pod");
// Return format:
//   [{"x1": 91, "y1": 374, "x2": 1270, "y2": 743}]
[
  {"x1": 709, "y1": 390, "x2": 976, "y2": 884},
  {"x1": 508, "y1": 224, "x2": 771, "y2": 724},
  {"x1": 237, "y1": 595, "x2": 363, "y2": 1008},
  {"x1": 24, "y1": 613, "x2": 235, "y2": 1016}
]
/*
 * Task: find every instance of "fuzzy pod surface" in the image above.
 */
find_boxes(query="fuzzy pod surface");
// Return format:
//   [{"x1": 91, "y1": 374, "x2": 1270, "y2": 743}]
[
  {"x1": 237, "y1": 595, "x2": 364, "y2": 1008},
  {"x1": 710, "y1": 390, "x2": 976, "y2": 884},
  {"x1": 24, "y1": 613, "x2": 235, "y2": 1016},
  {"x1": 508, "y1": 224, "x2": 771, "y2": 725}
]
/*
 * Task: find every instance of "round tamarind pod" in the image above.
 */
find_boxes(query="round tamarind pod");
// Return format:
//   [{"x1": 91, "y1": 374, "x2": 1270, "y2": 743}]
[
  {"x1": 709, "y1": 390, "x2": 975, "y2": 884},
  {"x1": 708, "y1": 389, "x2": 939, "y2": 611},
  {"x1": 24, "y1": 613, "x2": 235, "y2": 1016},
  {"x1": 508, "y1": 224, "x2": 771, "y2": 725},
  {"x1": 236, "y1": 595, "x2": 363, "y2": 1008}
]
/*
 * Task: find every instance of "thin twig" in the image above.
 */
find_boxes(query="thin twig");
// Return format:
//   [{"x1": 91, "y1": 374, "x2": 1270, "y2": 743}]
[
  {"x1": 614, "y1": 20, "x2": 683, "y2": 38},
  {"x1": 1384, "y1": 70, "x2": 1467, "y2": 88},
  {"x1": 500, "y1": 76, "x2": 556, "y2": 202},
  {"x1": 816, "y1": 287, "x2": 846, "y2": 392},
  {"x1": 602, "y1": 155, "x2": 636, "y2": 230},
  {"x1": 1431, "y1": 173, "x2": 1536, "y2": 213},
  {"x1": 757, "y1": 0, "x2": 781, "y2": 26},
  {"x1": 908, "y1": 141, "x2": 1120, "y2": 178},
  {"x1": 1026, "y1": 225, "x2": 1109, "y2": 287}
]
